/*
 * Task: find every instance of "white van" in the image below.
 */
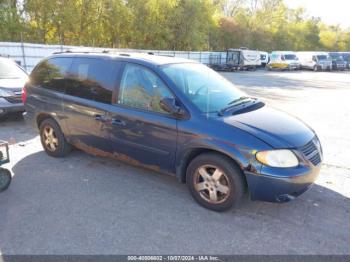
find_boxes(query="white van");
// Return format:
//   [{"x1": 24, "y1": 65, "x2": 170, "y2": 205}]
[
  {"x1": 260, "y1": 51, "x2": 269, "y2": 67},
  {"x1": 267, "y1": 51, "x2": 301, "y2": 70},
  {"x1": 297, "y1": 52, "x2": 332, "y2": 71}
]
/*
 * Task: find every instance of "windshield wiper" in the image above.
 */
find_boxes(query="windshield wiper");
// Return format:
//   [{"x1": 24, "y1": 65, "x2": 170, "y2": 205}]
[
  {"x1": 226, "y1": 96, "x2": 251, "y2": 105},
  {"x1": 218, "y1": 96, "x2": 258, "y2": 116}
]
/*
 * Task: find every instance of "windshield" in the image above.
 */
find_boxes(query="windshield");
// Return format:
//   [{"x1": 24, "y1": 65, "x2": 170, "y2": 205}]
[
  {"x1": 317, "y1": 55, "x2": 329, "y2": 61},
  {"x1": 330, "y1": 54, "x2": 344, "y2": 61},
  {"x1": 0, "y1": 59, "x2": 27, "y2": 79},
  {"x1": 161, "y1": 63, "x2": 245, "y2": 114},
  {"x1": 284, "y1": 54, "x2": 298, "y2": 60},
  {"x1": 342, "y1": 54, "x2": 350, "y2": 61}
]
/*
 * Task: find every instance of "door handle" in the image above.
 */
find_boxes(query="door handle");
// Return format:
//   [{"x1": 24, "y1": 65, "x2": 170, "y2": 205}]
[{"x1": 111, "y1": 119, "x2": 126, "y2": 126}]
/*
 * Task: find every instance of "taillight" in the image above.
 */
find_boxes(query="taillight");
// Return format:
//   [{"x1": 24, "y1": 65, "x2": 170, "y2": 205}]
[{"x1": 22, "y1": 85, "x2": 27, "y2": 104}]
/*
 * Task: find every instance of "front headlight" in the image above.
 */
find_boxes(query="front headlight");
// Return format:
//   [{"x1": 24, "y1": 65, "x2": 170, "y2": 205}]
[{"x1": 256, "y1": 149, "x2": 298, "y2": 168}]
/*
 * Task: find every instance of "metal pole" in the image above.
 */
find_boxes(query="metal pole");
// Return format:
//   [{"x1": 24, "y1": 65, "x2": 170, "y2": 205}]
[{"x1": 20, "y1": 33, "x2": 27, "y2": 71}]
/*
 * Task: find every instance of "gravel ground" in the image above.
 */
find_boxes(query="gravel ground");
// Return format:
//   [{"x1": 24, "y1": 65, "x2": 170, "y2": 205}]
[{"x1": 0, "y1": 70, "x2": 349, "y2": 255}]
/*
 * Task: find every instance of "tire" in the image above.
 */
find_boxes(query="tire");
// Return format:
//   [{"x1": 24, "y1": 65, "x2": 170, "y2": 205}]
[
  {"x1": 0, "y1": 168, "x2": 11, "y2": 193},
  {"x1": 186, "y1": 153, "x2": 245, "y2": 212},
  {"x1": 39, "y1": 118, "x2": 71, "y2": 157},
  {"x1": 313, "y1": 65, "x2": 318, "y2": 72}
]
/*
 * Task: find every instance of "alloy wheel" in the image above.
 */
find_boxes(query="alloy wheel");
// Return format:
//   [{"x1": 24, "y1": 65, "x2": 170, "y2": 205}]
[
  {"x1": 43, "y1": 125, "x2": 59, "y2": 152},
  {"x1": 194, "y1": 165, "x2": 231, "y2": 204}
]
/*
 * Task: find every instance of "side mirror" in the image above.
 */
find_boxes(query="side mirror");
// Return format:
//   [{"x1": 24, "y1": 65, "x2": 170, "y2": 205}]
[{"x1": 160, "y1": 97, "x2": 186, "y2": 117}]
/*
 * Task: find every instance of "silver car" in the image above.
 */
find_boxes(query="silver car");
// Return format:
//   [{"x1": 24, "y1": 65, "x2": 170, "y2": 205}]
[{"x1": 0, "y1": 57, "x2": 28, "y2": 117}]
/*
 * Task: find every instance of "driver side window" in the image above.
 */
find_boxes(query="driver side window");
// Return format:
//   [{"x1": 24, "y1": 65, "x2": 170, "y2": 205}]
[{"x1": 118, "y1": 63, "x2": 174, "y2": 114}]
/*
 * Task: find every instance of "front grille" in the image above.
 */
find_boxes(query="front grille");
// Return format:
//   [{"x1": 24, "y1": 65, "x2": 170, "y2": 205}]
[
  {"x1": 4, "y1": 95, "x2": 22, "y2": 104},
  {"x1": 300, "y1": 138, "x2": 322, "y2": 166}
]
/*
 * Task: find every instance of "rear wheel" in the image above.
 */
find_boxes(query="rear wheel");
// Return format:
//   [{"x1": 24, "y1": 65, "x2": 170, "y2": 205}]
[
  {"x1": 39, "y1": 118, "x2": 71, "y2": 157},
  {"x1": 187, "y1": 153, "x2": 245, "y2": 212}
]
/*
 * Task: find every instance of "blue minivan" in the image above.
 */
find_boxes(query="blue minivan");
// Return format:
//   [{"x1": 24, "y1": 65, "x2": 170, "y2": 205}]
[{"x1": 23, "y1": 52, "x2": 322, "y2": 211}]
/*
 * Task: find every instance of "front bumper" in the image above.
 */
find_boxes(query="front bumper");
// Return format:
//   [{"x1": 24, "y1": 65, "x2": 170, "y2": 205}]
[
  {"x1": 334, "y1": 63, "x2": 346, "y2": 70},
  {"x1": 0, "y1": 97, "x2": 25, "y2": 116},
  {"x1": 317, "y1": 64, "x2": 332, "y2": 70},
  {"x1": 288, "y1": 64, "x2": 300, "y2": 70},
  {"x1": 245, "y1": 164, "x2": 321, "y2": 203}
]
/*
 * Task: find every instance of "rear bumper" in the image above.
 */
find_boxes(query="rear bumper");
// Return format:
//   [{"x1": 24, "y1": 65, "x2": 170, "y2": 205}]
[
  {"x1": 245, "y1": 164, "x2": 321, "y2": 203},
  {"x1": 0, "y1": 98, "x2": 25, "y2": 116}
]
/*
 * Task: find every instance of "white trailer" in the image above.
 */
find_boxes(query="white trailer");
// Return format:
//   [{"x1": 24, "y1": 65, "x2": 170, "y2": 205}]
[{"x1": 226, "y1": 48, "x2": 261, "y2": 70}]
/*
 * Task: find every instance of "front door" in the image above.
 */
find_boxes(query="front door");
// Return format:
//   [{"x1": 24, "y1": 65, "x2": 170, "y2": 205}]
[{"x1": 104, "y1": 63, "x2": 178, "y2": 173}]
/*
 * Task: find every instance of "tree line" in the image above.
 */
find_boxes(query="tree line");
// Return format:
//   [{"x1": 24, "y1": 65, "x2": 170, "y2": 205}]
[{"x1": 1, "y1": 0, "x2": 350, "y2": 52}]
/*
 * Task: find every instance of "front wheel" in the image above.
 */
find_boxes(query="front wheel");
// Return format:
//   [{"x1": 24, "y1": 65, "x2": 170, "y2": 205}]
[{"x1": 186, "y1": 153, "x2": 245, "y2": 212}]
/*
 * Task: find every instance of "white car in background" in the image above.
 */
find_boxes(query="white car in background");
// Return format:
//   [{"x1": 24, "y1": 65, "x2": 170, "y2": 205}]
[
  {"x1": 0, "y1": 56, "x2": 28, "y2": 117},
  {"x1": 296, "y1": 52, "x2": 332, "y2": 71}
]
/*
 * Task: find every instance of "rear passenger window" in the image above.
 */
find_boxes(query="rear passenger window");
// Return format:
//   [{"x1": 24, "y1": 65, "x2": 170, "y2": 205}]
[
  {"x1": 30, "y1": 57, "x2": 72, "y2": 92},
  {"x1": 66, "y1": 58, "x2": 120, "y2": 104}
]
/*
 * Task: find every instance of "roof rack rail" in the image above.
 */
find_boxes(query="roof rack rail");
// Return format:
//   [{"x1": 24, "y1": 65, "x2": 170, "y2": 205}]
[{"x1": 52, "y1": 49, "x2": 132, "y2": 56}]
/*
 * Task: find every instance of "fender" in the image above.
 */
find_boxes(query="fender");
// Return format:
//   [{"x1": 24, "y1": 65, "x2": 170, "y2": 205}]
[{"x1": 175, "y1": 137, "x2": 263, "y2": 183}]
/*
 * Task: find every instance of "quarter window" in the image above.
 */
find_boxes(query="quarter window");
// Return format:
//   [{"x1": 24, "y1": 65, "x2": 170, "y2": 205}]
[
  {"x1": 118, "y1": 63, "x2": 174, "y2": 114},
  {"x1": 66, "y1": 58, "x2": 120, "y2": 104},
  {"x1": 30, "y1": 57, "x2": 72, "y2": 92}
]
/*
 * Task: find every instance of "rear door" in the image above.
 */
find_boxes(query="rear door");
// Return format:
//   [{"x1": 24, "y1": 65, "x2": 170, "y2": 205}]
[
  {"x1": 104, "y1": 63, "x2": 178, "y2": 173},
  {"x1": 62, "y1": 57, "x2": 121, "y2": 153}
]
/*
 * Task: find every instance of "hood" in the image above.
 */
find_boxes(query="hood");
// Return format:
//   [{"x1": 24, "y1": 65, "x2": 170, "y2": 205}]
[
  {"x1": 0, "y1": 78, "x2": 26, "y2": 92},
  {"x1": 319, "y1": 60, "x2": 332, "y2": 65},
  {"x1": 223, "y1": 106, "x2": 314, "y2": 148}
]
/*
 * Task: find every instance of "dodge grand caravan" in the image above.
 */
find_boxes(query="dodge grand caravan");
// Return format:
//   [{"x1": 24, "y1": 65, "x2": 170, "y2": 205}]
[{"x1": 23, "y1": 52, "x2": 322, "y2": 211}]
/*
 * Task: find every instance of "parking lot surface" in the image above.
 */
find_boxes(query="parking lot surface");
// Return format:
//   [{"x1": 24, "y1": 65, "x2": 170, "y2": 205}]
[{"x1": 0, "y1": 71, "x2": 349, "y2": 255}]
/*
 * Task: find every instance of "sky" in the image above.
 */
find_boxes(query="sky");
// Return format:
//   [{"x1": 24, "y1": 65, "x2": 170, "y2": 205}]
[{"x1": 284, "y1": 0, "x2": 350, "y2": 28}]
